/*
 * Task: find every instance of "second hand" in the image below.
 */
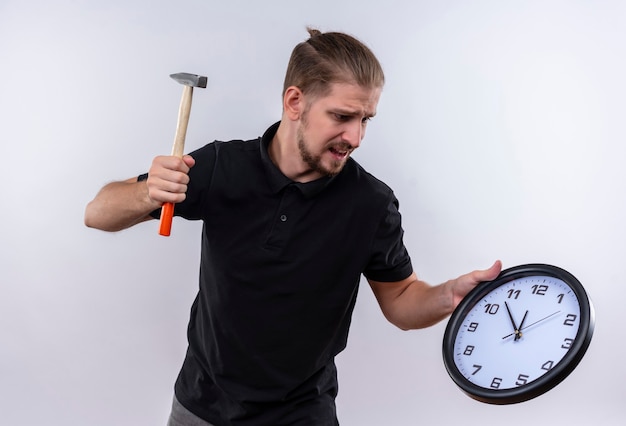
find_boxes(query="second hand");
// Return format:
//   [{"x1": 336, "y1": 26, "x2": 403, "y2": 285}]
[{"x1": 502, "y1": 310, "x2": 561, "y2": 340}]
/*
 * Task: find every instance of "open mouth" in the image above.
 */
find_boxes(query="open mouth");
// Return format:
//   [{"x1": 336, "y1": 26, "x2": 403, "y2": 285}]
[{"x1": 329, "y1": 146, "x2": 350, "y2": 160}]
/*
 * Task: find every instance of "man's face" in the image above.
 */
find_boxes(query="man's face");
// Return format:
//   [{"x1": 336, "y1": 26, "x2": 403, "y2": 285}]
[{"x1": 296, "y1": 82, "x2": 381, "y2": 178}]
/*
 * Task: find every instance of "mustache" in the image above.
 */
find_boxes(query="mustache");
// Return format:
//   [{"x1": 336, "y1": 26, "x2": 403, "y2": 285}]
[{"x1": 327, "y1": 142, "x2": 353, "y2": 152}]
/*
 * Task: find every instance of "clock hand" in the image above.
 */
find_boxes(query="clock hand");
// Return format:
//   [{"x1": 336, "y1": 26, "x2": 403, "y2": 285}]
[
  {"x1": 514, "y1": 310, "x2": 529, "y2": 341},
  {"x1": 501, "y1": 310, "x2": 561, "y2": 340},
  {"x1": 520, "y1": 310, "x2": 561, "y2": 331},
  {"x1": 504, "y1": 301, "x2": 519, "y2": 334}
]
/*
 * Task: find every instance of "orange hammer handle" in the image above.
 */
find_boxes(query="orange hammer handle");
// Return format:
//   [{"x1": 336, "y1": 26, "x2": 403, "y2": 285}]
[
  {"x1": 159, "y1": 85, "x2": 193, "y2": 237},
  {"x1": 159, "y1": 202, "x2": 175, "y2": 236}
]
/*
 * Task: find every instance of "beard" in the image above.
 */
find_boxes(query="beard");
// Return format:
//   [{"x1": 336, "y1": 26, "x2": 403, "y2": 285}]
[{"x1": 296, "y1": 116, "x2": 351, "y2": 178}]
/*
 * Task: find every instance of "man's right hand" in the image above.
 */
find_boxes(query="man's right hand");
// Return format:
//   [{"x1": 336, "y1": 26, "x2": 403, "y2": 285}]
[{"x1": 146, "y1": 155, "x2": 196, "y2": 205}]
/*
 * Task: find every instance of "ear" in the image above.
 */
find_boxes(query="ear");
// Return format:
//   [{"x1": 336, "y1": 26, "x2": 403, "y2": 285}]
[{"x1": 283, "y1": 86, "x2": 305, "y2": 121}]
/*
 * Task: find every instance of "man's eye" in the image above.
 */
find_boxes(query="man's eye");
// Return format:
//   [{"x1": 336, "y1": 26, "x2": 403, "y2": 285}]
[
  {"x1": 361, "y1": 117, "x2": 371, "y2": 124},
  {"x1": 334, "y1": 113, "x2": 349, "y2": 121}
]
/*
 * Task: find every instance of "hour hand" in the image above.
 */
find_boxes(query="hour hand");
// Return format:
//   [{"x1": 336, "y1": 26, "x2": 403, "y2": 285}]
[{"x1": 515, "y1": 310, "x2": 529, "y2": 341}]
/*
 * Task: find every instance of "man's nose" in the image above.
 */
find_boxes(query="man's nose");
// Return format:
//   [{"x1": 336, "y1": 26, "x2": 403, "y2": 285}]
[{"x1": 342, "y1": 121, "x2": 364, "y2": 148}]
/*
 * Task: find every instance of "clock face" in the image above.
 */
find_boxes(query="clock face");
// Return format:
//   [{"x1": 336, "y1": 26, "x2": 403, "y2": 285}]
[{"x1": 443, "y1": 264, "x2": 594, "y2": 404}]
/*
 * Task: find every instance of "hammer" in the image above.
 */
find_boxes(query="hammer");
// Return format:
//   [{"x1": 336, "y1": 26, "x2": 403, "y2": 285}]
[{"x1": 159, "y1": 72, "x2": 208, "y2": 237}]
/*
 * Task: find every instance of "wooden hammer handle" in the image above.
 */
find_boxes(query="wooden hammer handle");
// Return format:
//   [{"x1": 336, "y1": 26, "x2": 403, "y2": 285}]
[{"x1": 159, "y1": 85, "x2": 194, "y2": 236}]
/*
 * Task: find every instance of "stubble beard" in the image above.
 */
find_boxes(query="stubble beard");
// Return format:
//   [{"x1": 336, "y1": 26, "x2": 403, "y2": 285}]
[{"x1": 296, "y1": 116, "x2": 347, "y2": 178}]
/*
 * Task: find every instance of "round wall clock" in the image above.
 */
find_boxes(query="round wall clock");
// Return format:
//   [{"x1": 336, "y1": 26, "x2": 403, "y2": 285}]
[{"x1": 442, "y1": 264, "x2": 594, "y2": 404}]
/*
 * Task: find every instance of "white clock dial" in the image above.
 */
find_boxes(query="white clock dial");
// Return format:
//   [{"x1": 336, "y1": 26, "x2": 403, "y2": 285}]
[
  {"x1": 453, "y1": 276, "x2": 581, "y2": 390},
  {"x1": 443, "y1": 264, "x2": 594, "y2": 404}
]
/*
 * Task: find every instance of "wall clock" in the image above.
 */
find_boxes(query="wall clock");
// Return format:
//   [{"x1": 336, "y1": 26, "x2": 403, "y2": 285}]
[{"x1": 442, "y1": 264, "x2": 594, "y2": 404}]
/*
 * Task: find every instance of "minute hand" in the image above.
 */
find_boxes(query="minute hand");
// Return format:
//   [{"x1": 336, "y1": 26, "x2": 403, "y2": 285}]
[
  {"x1": 502, "y1": 310, "x2": 561, "y2": 340},
  {"x1": 504, "y1": 302, "x2": 519, "y2": 333}
]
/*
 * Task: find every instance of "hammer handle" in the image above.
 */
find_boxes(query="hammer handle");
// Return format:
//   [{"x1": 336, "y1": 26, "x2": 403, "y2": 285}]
[{"x1": 159, "y1": 85, "x2": 194, "y2": 236}]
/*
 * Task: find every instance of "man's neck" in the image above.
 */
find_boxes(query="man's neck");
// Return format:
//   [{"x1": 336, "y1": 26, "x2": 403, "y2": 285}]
[{"x1": 269, "y1": 122, "x2": 320, "y2": 183}]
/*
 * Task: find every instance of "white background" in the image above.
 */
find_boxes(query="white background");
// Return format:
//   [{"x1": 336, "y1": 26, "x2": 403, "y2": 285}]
[{"x1": 1, "y1": 1, "x2": 624, "y2": 424}]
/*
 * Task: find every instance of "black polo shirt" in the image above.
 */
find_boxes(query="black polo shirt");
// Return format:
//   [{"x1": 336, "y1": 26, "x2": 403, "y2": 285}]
[{"x1": 164, "y1": 122, "x2": 413, "y2": 425}]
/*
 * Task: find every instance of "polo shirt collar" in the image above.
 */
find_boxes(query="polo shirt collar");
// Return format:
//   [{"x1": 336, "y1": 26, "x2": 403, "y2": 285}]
[{"x1": 260, "y1": 121, "x2": 336, "y2": 198}]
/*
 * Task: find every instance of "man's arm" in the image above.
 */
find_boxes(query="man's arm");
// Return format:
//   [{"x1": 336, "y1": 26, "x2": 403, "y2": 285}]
[
  {"x1": 84, "y1": 155, "x2": 195, "y2": 232},
  {"x1": 368, "y1": 261, "x2": 502, "y2": 330}
]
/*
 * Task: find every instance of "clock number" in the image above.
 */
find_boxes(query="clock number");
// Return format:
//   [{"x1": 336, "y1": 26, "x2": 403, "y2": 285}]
[
  {"x1": 564, "y1": 314, "x2": 577, "y2": 326},
  {"x1": 507, "y1": 289, "x2": 521, "y2": 299},
  {"x1": 484, "y1": 303, "x2": 500, "y2": 315},
  {"x1": 463, "y1": 345, "x2": 475, "y2": 356},
  {"x1": 515, "y1": 374, "x2": 529, "y2": 386},
  {"x1": 542, "y1": 360, "x2": 554, "y2": 371},
  {"x1": 472, "y1": 364, "x2": 482, "y2": 375},
  {"x1": 467, "y1": 322, "x2": 478, "y2": 332},
  {"x1": 562, "y1": 338, "x2": 574, "y2": 349},
  {"x1": 490, "y1": 377, "x2": 503, "y2": 389},
  {"x1": 557, "y1": 293, "x2": 565, "y2": 304},
  {"x1": 531, "y1": 284, "x2": 549, "y2": 295}
]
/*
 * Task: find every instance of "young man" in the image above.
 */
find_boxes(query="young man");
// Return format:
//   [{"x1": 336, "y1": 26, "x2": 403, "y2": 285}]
[{"x1": 85, "y1": 28, "x2": 501, "y2": 426}]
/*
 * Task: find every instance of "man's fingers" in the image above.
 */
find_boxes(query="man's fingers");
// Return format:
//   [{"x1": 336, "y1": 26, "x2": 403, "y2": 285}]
[
  {"x1": 151, "y1": 176, "x2": 189, "y2": 196},
  {"x1": 146, "y1": 155, "x2": 193, "y2": 204},
  {"x1": 152, "y1": 155, "x2": 193, "y2": 174}
]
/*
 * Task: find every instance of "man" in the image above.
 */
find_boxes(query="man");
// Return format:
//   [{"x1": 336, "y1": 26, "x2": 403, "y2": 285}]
[{"x1": 85, "y1": 28, "x2": 501, "y2": 426}]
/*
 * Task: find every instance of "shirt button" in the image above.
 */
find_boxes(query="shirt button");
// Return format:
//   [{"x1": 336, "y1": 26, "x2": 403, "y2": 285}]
[{"x1": 280, "y1": 214, "x2": 287, "y2": 222}]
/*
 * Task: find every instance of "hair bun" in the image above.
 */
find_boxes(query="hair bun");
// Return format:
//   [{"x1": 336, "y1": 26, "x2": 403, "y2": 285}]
[{"x1": 307, "y1": 27, "x2": 322, "y2": 38}]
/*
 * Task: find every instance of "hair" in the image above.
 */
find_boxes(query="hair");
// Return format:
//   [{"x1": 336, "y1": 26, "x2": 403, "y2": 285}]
[{"x1": 282, "y1": 27, "x2": 385, "y2": 99}]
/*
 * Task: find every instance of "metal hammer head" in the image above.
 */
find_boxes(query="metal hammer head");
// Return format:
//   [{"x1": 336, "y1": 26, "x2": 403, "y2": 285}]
[{"x1": 170, "y1": 72, "x2": 207, "y2": 88}]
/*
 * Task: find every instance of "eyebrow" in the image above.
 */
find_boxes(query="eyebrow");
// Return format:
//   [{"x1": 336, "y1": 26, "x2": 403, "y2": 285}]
[{"x1": 332, "y1": 107, "x2": 377, "y2": 118}]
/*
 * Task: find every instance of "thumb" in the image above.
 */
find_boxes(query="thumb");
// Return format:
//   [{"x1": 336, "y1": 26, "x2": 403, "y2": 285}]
[
  {"x1": 182, "y1": 154, "x2": 196, "y2": 169},
  {"x1": 474, "y1": 260, "x2": 502, "y2": 283}
]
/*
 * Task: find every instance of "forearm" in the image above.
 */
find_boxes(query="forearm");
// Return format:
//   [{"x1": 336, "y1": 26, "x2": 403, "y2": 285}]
[
  {"x1": 369, "y1": 261, "x2": 502, "y2": 331},
  {"x1": 84, "y1": 177, "x2": 160, "y2": 232},
  {"x1": 372, "y1": 277, "x2": 455, "y2": 331}
]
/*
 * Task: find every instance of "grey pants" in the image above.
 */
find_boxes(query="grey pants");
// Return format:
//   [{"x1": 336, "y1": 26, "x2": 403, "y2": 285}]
[{"x1": 167, "y1": 395, "x2": 215, "y2": 426}]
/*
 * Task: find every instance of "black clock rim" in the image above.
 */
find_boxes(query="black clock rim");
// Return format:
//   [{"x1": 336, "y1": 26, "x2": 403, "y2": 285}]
[{"x1": 442, "y1": 263, "x2": 595, "y2": 405}]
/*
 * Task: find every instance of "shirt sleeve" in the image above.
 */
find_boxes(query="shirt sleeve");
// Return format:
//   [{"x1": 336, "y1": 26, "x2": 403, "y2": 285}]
[
  {"x1": 362, "y1": 192, "x2": 414, "y2": 282},
  {"x1": 172, "y1": 142, "x2": 218, "y2": 220}
]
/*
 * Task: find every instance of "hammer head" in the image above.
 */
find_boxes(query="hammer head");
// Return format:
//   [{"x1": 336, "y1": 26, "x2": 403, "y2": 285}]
[{"x1": 170, "y1": 72, "x2": 208, "y2": 88}]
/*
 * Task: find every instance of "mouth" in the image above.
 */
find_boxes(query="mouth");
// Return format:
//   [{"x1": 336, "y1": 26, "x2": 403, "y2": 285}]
[{"x1": 328, "y1": 145, "x2": 351, "y2": 160}]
